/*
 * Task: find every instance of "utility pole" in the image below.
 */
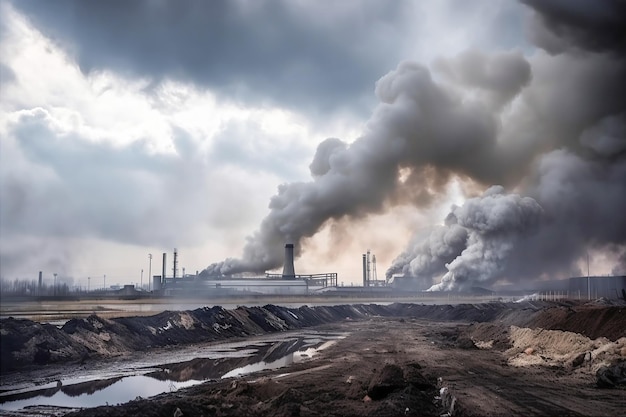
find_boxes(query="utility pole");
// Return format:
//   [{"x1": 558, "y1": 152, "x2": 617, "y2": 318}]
[
  {"x1": 104, "y1": 274, "x2": 106, "y2": 292},
  {"x1": 88, "y1": 276, "x2": 90, "y2": 292},
  {"x1": 140, "y1": 269, "x2": 143, "y2": 290}
]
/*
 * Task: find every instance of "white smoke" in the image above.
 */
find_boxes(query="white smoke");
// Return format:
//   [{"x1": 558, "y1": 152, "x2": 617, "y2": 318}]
[
  {"x1": 427, "y1": 186, "x2": 543, "y2": 291},
  {"x1": 385, "y1": 217, "x2": 468, "y2": 287}
]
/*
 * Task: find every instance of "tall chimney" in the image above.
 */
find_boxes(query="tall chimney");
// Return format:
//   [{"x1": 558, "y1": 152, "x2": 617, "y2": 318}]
[
  {"x1": 162, "y1": 252, "x2": 167, "y2": 285},
  {"x1": 282, "y1": 244, "x2": 296, "y2": 279},
  {"x1": 173, "y1": 248, "x2": 178, "y2": 280},
  {"x1": 38, "y1": 271, "x2": 43, "y2": 294},
  {"x1": 362, "y1": 254, "x2": 367, "y2": 287},
  {"x1": 366, "y1": 249, "x2": 371, "y2": 287}
]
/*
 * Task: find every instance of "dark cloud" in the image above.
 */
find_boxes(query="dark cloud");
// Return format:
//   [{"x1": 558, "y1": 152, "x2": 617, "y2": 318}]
[
  {"x1": 9, "y1": 0, "x2": 409, "y2": 117},
  {"x1": 522, "y1": 0, "x2": 626, "y2": 54}
]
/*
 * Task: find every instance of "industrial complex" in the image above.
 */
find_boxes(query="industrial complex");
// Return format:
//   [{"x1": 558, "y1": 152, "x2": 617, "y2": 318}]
[
  {"x1": 146, "y1": 245, "x2": 625, "y2": 300},
  {"x1": 152, "y1": 244, "x2": 338, "y2": 296},
  {"x1": 12, "y1": 245, "x2": 625, "y2": 301}
]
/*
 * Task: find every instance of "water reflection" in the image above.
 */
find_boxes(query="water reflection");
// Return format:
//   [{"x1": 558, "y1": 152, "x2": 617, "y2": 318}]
[
  {"x1": 0, "y1": 331, "x2": 345, "y2": 412},
  {"x1": 0, "y1": 376, "x2": 200, "y2": 410}
]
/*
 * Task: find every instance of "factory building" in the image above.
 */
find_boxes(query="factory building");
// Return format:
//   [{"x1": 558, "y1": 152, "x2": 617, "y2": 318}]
[
  {"x1": 154, "y1": 245, "x2": 337, "y2": 296},
  {"x1": 569, "y1": 275, "x2": 626, "y2": 300}
]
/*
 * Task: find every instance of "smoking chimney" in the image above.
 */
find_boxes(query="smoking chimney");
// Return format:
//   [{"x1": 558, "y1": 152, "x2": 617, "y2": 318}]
[
  {"x1": 38, "y1": 271, "x2": 42, "y2": 294},
  {"x1": 282, "y1": 243, "x2": 296, "y2": 279}
]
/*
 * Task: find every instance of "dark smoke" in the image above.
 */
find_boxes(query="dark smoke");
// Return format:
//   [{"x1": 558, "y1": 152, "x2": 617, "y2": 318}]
[
  {"x1": 204, "y1": 1, "x2": 626, "y2": 289},
  {"x1": 521, "y1": 0, "x2": 626, "y2": 55}
]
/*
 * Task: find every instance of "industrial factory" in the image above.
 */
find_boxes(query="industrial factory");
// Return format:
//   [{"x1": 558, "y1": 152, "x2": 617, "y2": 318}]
[
  {"x1": 149, "y1": 246, "x2": 625, "y2": 300},
  {"x1": 153, "y1": 244, "x2": 338, "y2": 296}
]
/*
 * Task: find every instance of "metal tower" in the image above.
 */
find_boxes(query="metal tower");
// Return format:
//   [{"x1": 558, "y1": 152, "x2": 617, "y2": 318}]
[{"x1": 372, "y1": 254, "x2": 378, "y2": 283}]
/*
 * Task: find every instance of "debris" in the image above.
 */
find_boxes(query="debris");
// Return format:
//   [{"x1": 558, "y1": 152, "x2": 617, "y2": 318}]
[{"x1": 596, "y1": 362, "x2": 626, "y2": 388}]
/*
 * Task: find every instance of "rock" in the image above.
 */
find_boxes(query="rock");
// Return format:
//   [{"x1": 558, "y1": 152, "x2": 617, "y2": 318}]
[
  {"x1": 596, "y1": 362, "x2": 626, "y2": 388},
  {"x1": 524, "y1": 347, "x2": 534, "y2": 355},
  {"x1": 173, "y1": 407, "x2": 183, "y2": 417},
  {"x1": 457, "y1": 337, "x2": 477, "y2": 349},
  {"x1": 363, "y1": 395, "x2": 372, "y2": 402},
  {"x1": 570, "y1": 352, "x2": 587, "y2": 368}
]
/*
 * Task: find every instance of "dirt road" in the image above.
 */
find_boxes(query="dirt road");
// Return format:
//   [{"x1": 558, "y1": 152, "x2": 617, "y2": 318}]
[
  {"x1": 2, "y1": 301, "x2": 624, "y2": 416},
  {"x1": 60, "y1": 315, "x2": 625, "y2": 417}
]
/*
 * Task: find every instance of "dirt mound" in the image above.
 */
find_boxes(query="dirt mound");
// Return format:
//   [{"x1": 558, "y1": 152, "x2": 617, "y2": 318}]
[
  {"x1": 0, "y1": 317, "x2": 91, "y2": 371},
  {"x1": 527, "y1": 305, "x2": 626, "y2": 340},
  {"x1": 367, "y1": 364, "x2": 406, "y2": 400},
  {"x1": 3, "y1": 301, "x2": 625, "y2": 374},
  {"x1": 500, "y1": 326, "x2": 626, "y2": 372},
  {"x1": 2, "y1": 304, "x2": 375, "y2": 373}
]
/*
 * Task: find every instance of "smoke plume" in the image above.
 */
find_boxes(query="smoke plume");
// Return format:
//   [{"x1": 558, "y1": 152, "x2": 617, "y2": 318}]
[{"x1": 203, "y1": 1, "x2": 626, "y2": 289}]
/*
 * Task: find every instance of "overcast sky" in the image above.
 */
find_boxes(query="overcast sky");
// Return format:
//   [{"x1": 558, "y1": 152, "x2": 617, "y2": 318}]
[{"x1": 1, "y1": 0, "x2": 624, "y2": 289}]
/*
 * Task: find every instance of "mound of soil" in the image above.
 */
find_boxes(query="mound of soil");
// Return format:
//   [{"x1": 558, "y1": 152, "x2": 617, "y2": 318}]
[
  {"x1": 3, "y1": 301, "x2": 626, "y2": 417},
  {"x1": 3, "y1": 301, "x2": 625, "y2": 374}
]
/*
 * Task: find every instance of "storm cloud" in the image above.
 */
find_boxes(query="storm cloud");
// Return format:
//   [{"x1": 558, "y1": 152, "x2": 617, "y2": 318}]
[{"x1": 8, "y1": 0, "x2": 408, "y2": 117}]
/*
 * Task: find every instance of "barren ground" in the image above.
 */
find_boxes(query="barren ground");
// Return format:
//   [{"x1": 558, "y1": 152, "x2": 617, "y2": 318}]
[{"x1": 1, "y1": 301, "x2": 625, "y2": 417}]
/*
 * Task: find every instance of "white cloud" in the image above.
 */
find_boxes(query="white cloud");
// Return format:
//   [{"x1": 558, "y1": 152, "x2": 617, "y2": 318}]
[{"x1": 0, "y1": 3, "x2": 359, "y2": 283}]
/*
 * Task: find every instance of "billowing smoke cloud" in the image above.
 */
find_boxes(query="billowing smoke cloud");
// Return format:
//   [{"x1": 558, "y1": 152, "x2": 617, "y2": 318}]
[
  {"x1": 427, "y1": 186, "x2": 543, "y2": 291},
  {"x1": 204, "y1": 0, "x2": 626, "y2": 288},
  {"x1": 386, "y1": 186, "x2": 543, "y2": 290},
  {"x1": 202, "y1": 53, "x2": 528, "y2": 276},
  {"x1": 385, "y1": 217, "x2": 468, "y2": 289}
]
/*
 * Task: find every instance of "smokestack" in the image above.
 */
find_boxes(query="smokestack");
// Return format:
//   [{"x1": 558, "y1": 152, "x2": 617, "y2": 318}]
[
  {"x1": 173, "y1": 248, "x2": 178, "y2": 280},
  {"x1": 366, "y1": 250, "x2": 371, "y2": 287},
  {"x1": 38, "y1": 271, "x2": 42, "y2": 293},
  {"x1": 282, "y1": 244, "x2": 296, "y2": 279},
  {"x1": 362, "y1": 254, "x2": 367, "y2": 287},
  {"x1": 162, "y1": 252, "x2": 166, "y2": 285}
]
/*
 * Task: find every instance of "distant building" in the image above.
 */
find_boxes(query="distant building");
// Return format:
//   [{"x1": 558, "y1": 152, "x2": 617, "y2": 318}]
[{"x1": 569, "y1": 275, "x2": 626, "y2": 299}]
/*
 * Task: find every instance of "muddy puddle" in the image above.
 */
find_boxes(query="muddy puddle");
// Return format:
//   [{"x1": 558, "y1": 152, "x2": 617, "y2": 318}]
[{"x1": 0, "y1": 330, "x2": 347, "y2": 413}]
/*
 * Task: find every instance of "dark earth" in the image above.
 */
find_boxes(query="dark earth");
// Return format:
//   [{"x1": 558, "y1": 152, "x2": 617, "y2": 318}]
[{"x1": 1, "y1": 300, "x2": 625, "y2": 416}]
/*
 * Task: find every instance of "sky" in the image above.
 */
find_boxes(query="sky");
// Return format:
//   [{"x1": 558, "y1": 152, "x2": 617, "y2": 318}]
[{"x1": 1, "y1": 0, "x2": 625, "y2": 290}]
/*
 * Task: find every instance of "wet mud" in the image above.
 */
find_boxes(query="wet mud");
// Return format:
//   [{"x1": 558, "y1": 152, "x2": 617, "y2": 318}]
[{"x1": 1, "y1": 300, "x2": 625, "y2": 416}]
